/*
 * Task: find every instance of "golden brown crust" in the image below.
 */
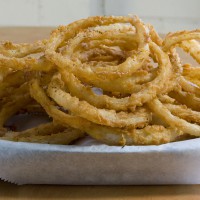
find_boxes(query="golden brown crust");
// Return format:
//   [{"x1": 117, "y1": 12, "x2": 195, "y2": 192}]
[{"x1": 0, "y1": 15, "x2": 200, "y2": 145}]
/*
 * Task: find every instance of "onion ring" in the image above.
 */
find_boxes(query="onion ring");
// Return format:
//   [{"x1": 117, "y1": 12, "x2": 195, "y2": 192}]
[
  {"x1": 30, "y1": 79, "x2": 182, "y2": 145},
  {"x1": 47, "y1": 74, "x2": 151, "y2": 128}
]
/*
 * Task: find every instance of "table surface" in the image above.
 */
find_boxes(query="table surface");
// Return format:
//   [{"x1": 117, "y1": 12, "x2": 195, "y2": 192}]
[
  {"x1": 0, "y1": 27, "x2": 200, "y2": 200},
  {"x1": 1, "y1": 181, "x2": 200, "y2": 200}
]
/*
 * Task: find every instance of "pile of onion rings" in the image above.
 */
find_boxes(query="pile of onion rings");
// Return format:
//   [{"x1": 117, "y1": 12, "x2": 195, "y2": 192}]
[{"x1": 0, "y1": 15, "x2": 200, "y2": 146}]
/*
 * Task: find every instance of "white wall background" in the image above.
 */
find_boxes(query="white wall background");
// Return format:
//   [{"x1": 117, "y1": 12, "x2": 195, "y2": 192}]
[{"x1": 0, "y1": 0, "x2": 199, "y2": 33}]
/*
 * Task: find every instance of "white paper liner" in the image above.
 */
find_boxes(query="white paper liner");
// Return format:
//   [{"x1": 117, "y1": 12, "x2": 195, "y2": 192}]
[
  {"x1": 1, "y1": 136, "x2": 200, "y2": 185},
  {"x1": 1, "y1": 114, "x2": 200, "y2": 185}
]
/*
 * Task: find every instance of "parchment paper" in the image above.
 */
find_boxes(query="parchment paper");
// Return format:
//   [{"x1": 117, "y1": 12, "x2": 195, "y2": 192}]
[{"x1": 0, "y1": 114, "x2": 200, "y2": 185}]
